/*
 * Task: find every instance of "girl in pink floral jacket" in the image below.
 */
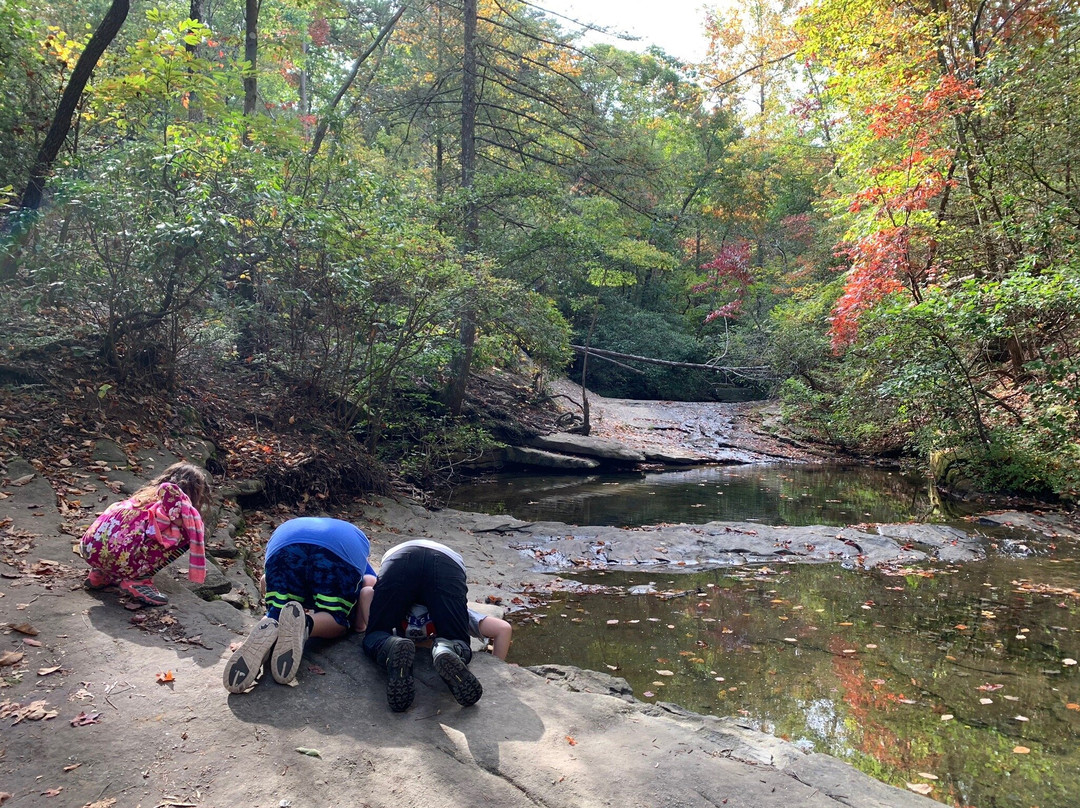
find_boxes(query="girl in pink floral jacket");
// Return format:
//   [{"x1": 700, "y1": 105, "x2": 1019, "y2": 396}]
[{"x1": 80, "y1": 462, "x2": 211, "y2": 606}]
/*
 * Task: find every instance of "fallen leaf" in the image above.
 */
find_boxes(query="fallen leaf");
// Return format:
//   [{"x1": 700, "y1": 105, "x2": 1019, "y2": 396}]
[
  {"x1": 306, "y1": 664, "x2": 325, "y2": 675},
  {"x1": 155, "y1": 671, "x2": 175, "y2": 683},
  {"x1": 10, "y1": 473, "x2": 35, "y2": 486},
  {"x1": 977, "y1": 683, "x2": 1004, "y2": 692},
  {"x1": 606, "y1": 619, "x2": 619, "y2": 625},
  {"x1": 1013, "y1": 746, "x2": 1030, "y2": 754},
  {"x1": 37, "y1": 666, "x2": 62, "y2": 676},
  {"x1": 656, "y1": 669, "x2": 675, "y2": 676},
  {"x1": 10, "y1": 623, "x2": 39, "y2": 636},
  {"x1": 917, "y1": 772, "x2": 939, "y2": 780},
  {"x1": 565, "y1": 735, "x2": 577, "y2": 746},
  {"x1": 1064, "y1": 658, "x2": 1077, "y2": 666},
  {"x1": 642, "y1": 691, "x2": 655, "y2": 698},
  {"x1": 40, "y1": 788, "x2": 62, "y2": 797},
  {"x1": 979, "y1": 698, "x2": 993, "y2": 705},
  {"x1": 906, "y1": 783, "x2": 933, "y2": 796},
  {"x1": 62, "y1": 763, "x2": 81, "y2": 772},
  {"x1": 1067, "y1": 703, "x2": 1079, "y2": 711},
  {"x1": 1014, "y1": 715, "x2": 1029, "y2": 722},
  {"x1": 0, "y1": 651, "x2": 24, "y2": 667},
  {"x1": 70, "y1": 711, "x2": 101, "y2": 726},
  {"x1": 6, "y1": 699, "x2": 58, "y2": 724},
  {"x1": 295, "y1": 747, "x2": 321, "y2": 757},
  {"x1": 22, "y1": 638, "x2": 42, "y2": 647},
  {"x1": 940, "y1": 714, "x2": 954, "y2": 721}
]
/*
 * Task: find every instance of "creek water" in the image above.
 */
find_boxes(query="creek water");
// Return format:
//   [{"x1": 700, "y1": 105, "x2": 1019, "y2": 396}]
[
  {"x1": 447, "y1": 465, "x2": 1080, "y2": 808},
  {"x1": 443, "y1": 463, "x2": 982, "y2": 528}
]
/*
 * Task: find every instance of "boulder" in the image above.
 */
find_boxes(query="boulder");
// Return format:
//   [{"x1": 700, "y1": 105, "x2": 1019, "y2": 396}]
[
  {"x1": 529, "y1": 432, "x2": 646, "y2": 463},
  {"x1": 505, "y1": 445, "x2": 601, "y2": 470}
]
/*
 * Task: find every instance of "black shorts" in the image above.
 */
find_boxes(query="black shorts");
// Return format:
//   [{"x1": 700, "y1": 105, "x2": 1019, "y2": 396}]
[{"x1": 263, "y1": 543, "x2": 362, "y2": 628}]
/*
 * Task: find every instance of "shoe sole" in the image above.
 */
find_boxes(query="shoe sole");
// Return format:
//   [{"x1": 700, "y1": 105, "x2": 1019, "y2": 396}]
[
  {"x1": 433, "y1": 651, "x2": 483, "y2": 707},
  {"x1": 386, "y1": 640, "x2": 416, "y2": 713},
  {"x1": 224, "y1": 617, "x2": 278, "y2": 693},
  {"x1": 271, "y1": 602, "x2": 307, "y2": 685},
  {"x1": 119, "y1": 581, "x2": 168, "y2": 606}
]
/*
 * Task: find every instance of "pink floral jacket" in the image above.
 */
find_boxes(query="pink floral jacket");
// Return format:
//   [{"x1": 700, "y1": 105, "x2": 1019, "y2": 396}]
[{"x1": 82, "y1": 482, "x2": 206, "y2": 583}]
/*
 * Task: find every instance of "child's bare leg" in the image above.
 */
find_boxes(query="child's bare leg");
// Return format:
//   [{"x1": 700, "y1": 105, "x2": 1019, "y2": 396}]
[
  {"x1": 352, "y1": 574, "x2": 377, "y2": 632},
  {"x1": 481, "y1": 616, "x2": 513, "y2": 660},
  {"x1": 310, "y1": 611, "x2": 348, "y2": 640},
  {"x1": 352, "y1": 586, "x2": 374, "y2": 632}
]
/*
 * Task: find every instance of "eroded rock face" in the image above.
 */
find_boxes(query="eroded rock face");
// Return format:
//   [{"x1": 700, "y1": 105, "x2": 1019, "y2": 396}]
[
  {"x1": 528, "y1": 432, "x2": 647, "y2": 463},
  {"x1": 505, "y1": 445, "x2": 602, "y2": 469}
]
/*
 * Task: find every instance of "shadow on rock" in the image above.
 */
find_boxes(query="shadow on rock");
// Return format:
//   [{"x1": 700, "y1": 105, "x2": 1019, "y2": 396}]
[{"x1": 225, "y1": 635, "x2": 545, "y2": 774}]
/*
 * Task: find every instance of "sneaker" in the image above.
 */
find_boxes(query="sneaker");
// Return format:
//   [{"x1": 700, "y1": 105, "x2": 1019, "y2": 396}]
[
  {"x1": 270, "y1": 602, "x2": 309, "y2": 685},
  {"x1": 379, "y1": 636, "x2": 416, "y2": 712},
  {"x1": 83, "y1": 569, "x2": 115, "y2": 590},
  {"x1": 432, "y1": 639, "x2": 483, "y2": 707},
  {"x1": 119, "y1": 578, "x2": 168, "y2": 606},
  {"x1": 224, "y1": 616, "x2": 279, "y2": 693}
]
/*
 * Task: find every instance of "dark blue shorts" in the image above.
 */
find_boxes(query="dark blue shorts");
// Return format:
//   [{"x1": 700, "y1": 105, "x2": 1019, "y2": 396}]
[{"x1": 263, "y1": 543, "x2": 362, "y2": 628}]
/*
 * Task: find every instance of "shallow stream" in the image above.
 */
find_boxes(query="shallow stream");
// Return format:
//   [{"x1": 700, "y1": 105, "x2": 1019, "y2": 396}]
[{"x1": 449, "y1": 464, "x2": 1080, "y2": 808}]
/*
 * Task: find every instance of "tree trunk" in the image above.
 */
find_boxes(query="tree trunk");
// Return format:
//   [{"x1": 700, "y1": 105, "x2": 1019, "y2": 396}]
[
  {"x1": 244, "y1": 0, "x2": 261, "y2": 118},
  {"x1": 444, "y1": 0, "x2": 478, "y2": 416},
  {"x1": 186, "y1": 0, "x2": 204, "y2": 122},
  {"x1": 1, "y1": 0, "x2": 130, "y2": 280}
]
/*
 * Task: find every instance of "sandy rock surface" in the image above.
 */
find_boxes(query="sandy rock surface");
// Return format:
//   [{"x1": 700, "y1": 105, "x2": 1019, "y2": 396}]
[{"x1": 0, "y1": 442, "x2": 956, "y2": 808}]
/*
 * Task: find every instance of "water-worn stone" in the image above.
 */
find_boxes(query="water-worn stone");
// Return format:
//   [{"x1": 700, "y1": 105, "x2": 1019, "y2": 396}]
[
  {"x1": 505, "y1": 445, "x2": 601, "y2": 469},
  {"x1": 529, "y1": 431, "x2": 647, "y2": 463}
]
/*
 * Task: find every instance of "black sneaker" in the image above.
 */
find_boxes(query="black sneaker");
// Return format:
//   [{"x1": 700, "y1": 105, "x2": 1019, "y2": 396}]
[
  {"x1": 271, "y1": 601, "x2": 309, "y2": 685},
  {"x1": 224, "y1": 616, "x2": 278, "y2": 693},
  {"x1": 380, "y1": 636, "x2": 416, "y2": 712},
  {"x1": 432, "y1": 639, "x2": 482, "y2": 707}
]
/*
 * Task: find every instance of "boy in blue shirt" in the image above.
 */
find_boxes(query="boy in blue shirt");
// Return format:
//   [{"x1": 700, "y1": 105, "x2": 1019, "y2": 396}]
[{"x1": 224, "y1": 517, "x2": 376, "y2": 693}]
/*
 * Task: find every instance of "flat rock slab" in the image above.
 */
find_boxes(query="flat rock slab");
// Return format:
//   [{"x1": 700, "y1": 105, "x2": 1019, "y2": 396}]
[
  {"x1": 0, "y1": 570, "x2": 943, "y2": 808},
  {"x1": 1, "y1": 458, "x2": 63, "y2": 549},
  {"x1": 977, "y1": 510, "x2": 1080, "y2": 539},
  {"x1": 529, "y1": 432, "x2": 647, "y2": 462},
  {"x1": 498, "y1": 519, "x2": 983, "y2": 570},
  {"x1": 0, "y1": 475, "x2": 959, "y2": 808},
  {"x1": 505, "y1": 445, "x2": 601, "y2": 469}
]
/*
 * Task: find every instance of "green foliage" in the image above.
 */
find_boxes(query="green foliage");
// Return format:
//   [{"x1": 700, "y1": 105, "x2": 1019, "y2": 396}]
[
  {"x1": 576, "y1": 297, "x2": 720, "y2": 401},
  {"x1": 11, "y1": 0, "x2": 1076, "y2": 502},
  {"x1": 373, "y1": 391, "x2": 499, "y2": 489}
]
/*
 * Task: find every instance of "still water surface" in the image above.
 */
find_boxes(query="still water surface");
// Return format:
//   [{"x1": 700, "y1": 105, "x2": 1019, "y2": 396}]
[
  {"x1": 449, "y1": 465, "x2": 1079, "y2": 808},
  {"x1": 444, "y1": 463, "x2": 981, "y2": 527}
]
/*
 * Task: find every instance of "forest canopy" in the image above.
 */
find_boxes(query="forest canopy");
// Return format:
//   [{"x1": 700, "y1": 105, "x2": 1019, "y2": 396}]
[{"x1": 2, "y1": 0, "x2": 1078, "y2": 499}]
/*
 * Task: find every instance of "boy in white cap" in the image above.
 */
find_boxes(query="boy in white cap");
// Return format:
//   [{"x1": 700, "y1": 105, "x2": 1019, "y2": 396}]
[{"x1": 363, "y1": 539, "x2": 482, "y2": 712}]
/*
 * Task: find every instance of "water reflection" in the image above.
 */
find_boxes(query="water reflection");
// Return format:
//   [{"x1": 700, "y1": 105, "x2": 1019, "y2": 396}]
[
  {"x1": 508, "y1": 555, "x2": 1080, "y2": 808},
  {"x1": 444, "y1": 464, "x2": 980, "y2": 528}
]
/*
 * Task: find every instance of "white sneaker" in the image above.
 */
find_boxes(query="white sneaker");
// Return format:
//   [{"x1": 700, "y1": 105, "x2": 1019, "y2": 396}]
[
  {"x1": 224, "y1": 616, "x2": 278, "y2": 693},
  {"x1": 271, "y1": 601, "x2": 309, "y2": 685}
]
